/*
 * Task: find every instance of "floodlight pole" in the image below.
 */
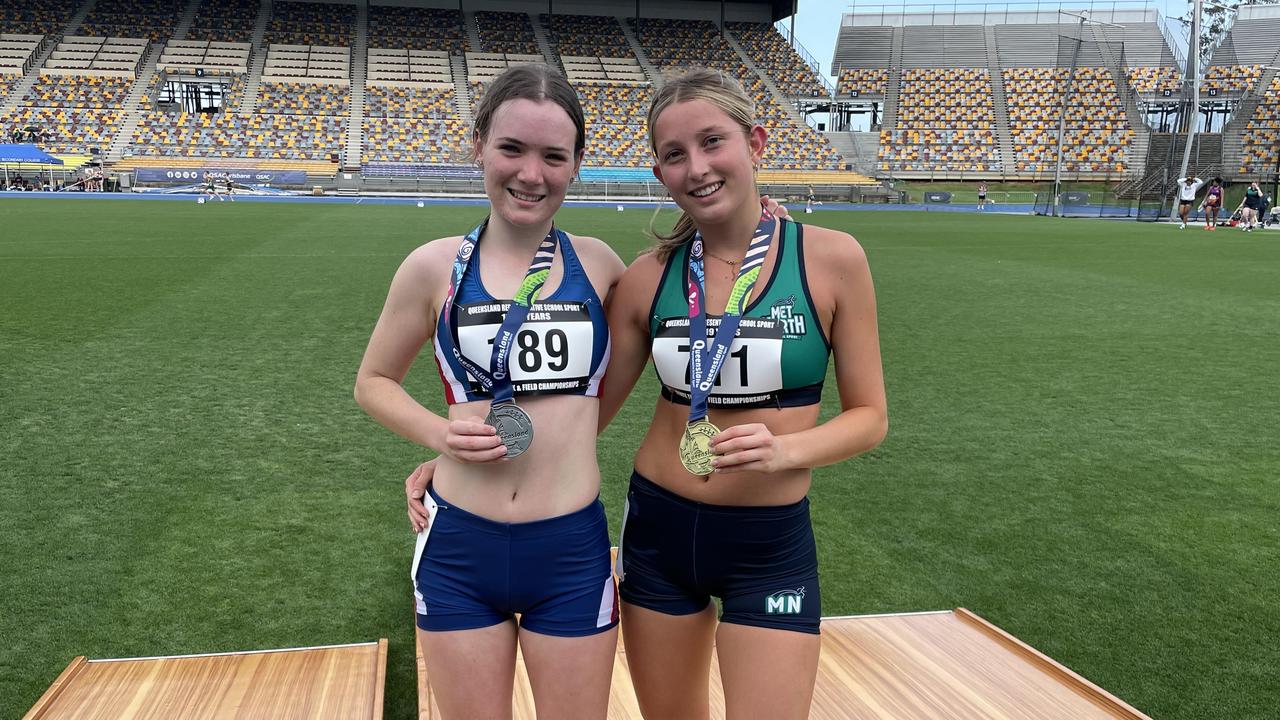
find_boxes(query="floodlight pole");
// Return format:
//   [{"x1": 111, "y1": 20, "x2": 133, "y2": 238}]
[
  {"x1": 1172, "y1": 0, "x2": 1203, "y2": 221},
  {"x1": 1051, "y1": 11, "x2": 1123, "y2": 217},
  {"x1": 1051, "y1": 13, "x2": 1087, "y2": 217},
  {"x1": 790, "y1": 0, "x2": 797, "y2": 51}
]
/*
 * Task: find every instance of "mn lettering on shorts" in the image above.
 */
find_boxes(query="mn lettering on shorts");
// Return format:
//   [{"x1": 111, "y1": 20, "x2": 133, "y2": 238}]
[
  {"x1": 412, "y1": 486, "x2": 618, "y2": 637},
  {"x1": 617, "y1": 471, "x2": 821, "y2": 634}
]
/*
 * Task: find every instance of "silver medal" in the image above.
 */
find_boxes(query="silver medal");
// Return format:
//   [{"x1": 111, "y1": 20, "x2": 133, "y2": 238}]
[{"x1": 486, "y1": 402, "x2": 534, "y2": 458}]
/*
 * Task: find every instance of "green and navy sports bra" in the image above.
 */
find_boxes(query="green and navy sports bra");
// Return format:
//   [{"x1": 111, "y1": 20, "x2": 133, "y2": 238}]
[{"x1": 648, "y1": 219, "x2": 831, "y2": 409}]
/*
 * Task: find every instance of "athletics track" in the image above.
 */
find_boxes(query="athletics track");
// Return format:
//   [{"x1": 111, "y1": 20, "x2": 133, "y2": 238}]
[{"x1": 3, "y1": 190, "x2": 1132, "y2": 216}]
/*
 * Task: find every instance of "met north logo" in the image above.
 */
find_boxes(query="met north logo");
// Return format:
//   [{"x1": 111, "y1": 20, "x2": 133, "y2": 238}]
[
  {"x1": 765, "y1": 587, "x2": 806, "y2": 615},
  {"x1": 769, "y1": 295, "x2": 807, "y2": 339}
]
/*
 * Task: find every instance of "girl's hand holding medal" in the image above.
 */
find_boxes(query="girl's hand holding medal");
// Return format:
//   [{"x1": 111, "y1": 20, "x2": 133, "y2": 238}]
[
  {"x1": 707, "y1": 423, "x2": 794, "y2": 474},
  {"x1": 442, "y1": 417, "x2": 509, "y2": 463}
]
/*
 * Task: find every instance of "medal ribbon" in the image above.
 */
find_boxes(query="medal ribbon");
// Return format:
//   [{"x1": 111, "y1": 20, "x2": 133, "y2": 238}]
[
  {"x1": 686, "y1": 208, "x2": 776, "y2": 424},
  {"x1": 440, "y1": 218, "x2": 559, "y2": 404}
]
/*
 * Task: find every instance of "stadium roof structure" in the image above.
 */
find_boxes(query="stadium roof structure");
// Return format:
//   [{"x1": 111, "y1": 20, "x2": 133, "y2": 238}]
[
  {"x1": 831, "y1": 0, "x2": 1179, "y2": 72},
  {"x1": 671, "y1": 0, "x2": 798, "y2": 22},
  {"x1": 540, "y1": 0, "x2": 798, "y2": 22},
  {"x1": 838, "y1": 0, "x2": 1160, "y2": 27}
]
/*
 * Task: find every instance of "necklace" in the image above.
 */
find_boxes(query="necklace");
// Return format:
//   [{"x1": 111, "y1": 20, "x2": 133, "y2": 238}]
[{"x1": 704, "y1": 249, "x2": 742, "y2": 267}]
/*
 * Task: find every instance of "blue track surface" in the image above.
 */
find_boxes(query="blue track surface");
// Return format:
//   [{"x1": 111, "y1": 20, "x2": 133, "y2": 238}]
[{"x1": 1, "y1": 191, "x2": 1142, "y2": 217}]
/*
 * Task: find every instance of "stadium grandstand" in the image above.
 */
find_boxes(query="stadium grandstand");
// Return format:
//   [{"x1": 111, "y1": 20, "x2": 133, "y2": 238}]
[
  {"x1": 1, "y1": 0, "x2": 1276, "y2": 203},
  {"x1": 830, "y1": 4, "x2": 1178, "y2": 180},
  {"x1": 0, "y1": 0, "x2": 876, "y2": 196},
  {"x1": 826, "y1": 1, "x2": 1280, "y2": 195}
]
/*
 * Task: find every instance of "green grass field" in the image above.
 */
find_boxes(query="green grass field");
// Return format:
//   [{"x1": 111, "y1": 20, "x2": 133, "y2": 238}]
[
  {"x1": 2, "y1": 198, "x2": 1278, "y2": 719},
  {"x1": 890, "y1": 180, "x2": 1117, "y2": 205}
]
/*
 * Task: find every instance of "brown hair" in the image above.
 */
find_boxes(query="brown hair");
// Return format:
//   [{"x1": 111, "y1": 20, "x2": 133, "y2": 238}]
[
  {"x1": 646, "y1": 68, "x2": 758, "y2": 261},
  {"x1": 472, "y1": 64, "x2": 585, "y2": 158}
]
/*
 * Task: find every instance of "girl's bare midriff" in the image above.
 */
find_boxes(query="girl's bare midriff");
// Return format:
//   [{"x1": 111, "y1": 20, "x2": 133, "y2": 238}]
[
  {"x1": 433, "y1": 393, "x2": 602, "y2": 522},
  {"x1": 634, "y1": 399, "x2": 821, "y2": 506}
]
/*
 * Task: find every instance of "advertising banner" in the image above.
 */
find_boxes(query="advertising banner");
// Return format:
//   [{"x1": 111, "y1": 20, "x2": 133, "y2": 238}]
[{"x1": 135, "y1": 168, "x2": 308, "y2": 185}]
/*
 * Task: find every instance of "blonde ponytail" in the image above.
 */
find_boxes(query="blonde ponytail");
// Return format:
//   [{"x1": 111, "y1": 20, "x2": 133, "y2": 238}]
[{"x1": 647, "y1": 207, "x2": 699, "y2": 262}]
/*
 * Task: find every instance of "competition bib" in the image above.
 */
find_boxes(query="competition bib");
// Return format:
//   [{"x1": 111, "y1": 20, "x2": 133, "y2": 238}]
[
  {"x1": 653, "y1": 315, "x2": 784, "y2": 406},
  {"x1": 455, "y1": 300, "x2": 597, "y2": 395}
]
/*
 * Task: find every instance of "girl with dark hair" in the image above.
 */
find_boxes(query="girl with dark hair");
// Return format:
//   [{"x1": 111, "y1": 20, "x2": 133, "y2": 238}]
[
  {"x1": 1203, "y1": 178, "x2": 1223, "y2": 229},
  {"x1": 602, "y1": 67, "x2": 888, "y2": 719},
  {"x1": 355, "y1": 64, "x2": 626, "y2": 718}
]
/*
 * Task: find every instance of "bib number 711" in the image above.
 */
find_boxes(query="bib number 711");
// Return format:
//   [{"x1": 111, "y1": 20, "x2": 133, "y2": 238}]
[{"x1": 681, "y1": 343, "x2": 748, "y2": 387}]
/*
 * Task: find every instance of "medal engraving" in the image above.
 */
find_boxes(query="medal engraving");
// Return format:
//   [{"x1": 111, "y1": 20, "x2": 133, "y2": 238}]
[
  {"x1": 486, "y1": 403, "x2": 534, "y2": 458},
  {"x1": 678, "y1": 419, "x2": 720, "y2": 476}
]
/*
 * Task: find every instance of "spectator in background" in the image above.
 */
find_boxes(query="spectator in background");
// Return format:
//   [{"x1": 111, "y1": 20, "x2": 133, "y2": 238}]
[
  {"x1": 203, "y1": 171, "x2": 225, "y2": 202},
  {"x1": 1240, "y1": 181, "x2": 1264, "y2": 232},
  {"x1": 805, "y1": 185, "x2": 821, "y2": 213},
  {"x1": 1202, "y1": 178, "x2": 1223, "y2": 230},
  {"x1": 1177, "y1": 176, "x2": 1204, "y2": 229}
]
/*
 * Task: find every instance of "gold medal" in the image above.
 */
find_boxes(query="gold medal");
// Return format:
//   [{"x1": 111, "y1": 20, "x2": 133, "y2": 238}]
[{"x1": 678, "y1": 419, "x2": 721, "y2": 476}]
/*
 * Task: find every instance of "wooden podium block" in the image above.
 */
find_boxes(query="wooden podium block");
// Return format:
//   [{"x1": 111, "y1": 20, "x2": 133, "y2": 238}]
[
  {"x1": 808, "y1": 609, "x2": 1151, "y2": 719},
  {"x1": 25, "y1": 640, "x2": 388, "y2": 720},
  {"x1": 417, "y1": 609, "x2": 1151, "y2": 719}
]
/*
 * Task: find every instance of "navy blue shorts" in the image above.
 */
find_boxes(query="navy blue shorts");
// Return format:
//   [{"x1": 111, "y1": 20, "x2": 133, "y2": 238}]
[
  {"x1": 412, "y1": 486, "x2": 618, "y2": 637},
  {"x1": 617, "y1": 471, "x2": 821, "y2": 634}
]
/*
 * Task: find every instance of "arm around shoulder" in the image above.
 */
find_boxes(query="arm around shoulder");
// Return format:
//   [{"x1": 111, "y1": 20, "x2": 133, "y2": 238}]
[
  {"x1": 567, "y1": 233, "x2": 627, "y2": 300},
  {"x1": 598, "y1": 250, "x2": 664, "y2": 432}
]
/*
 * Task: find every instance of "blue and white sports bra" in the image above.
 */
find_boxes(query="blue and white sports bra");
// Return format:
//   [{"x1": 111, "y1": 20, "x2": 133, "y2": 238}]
[{"x1": 433, "y1": 231, "x2": 610, "y2": 405}]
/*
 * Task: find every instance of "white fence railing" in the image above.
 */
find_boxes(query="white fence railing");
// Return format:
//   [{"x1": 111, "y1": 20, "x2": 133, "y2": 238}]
[{"x1": 773, "y1": 20, "x2": 836, "y2": 97}]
